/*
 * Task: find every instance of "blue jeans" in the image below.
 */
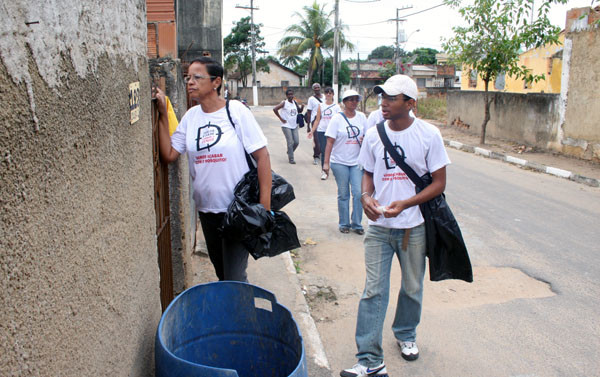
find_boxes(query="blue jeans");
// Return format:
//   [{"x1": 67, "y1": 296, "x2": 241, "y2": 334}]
[
  {"x1": 316, "y1": 131, "x2": 326, "y2": 168},
  {"x1": 355, "y1": 224, "x2": 426, "y2": 367},
  {"x1": 330, "y1": 163, "x2": 363, "y2": 230}
]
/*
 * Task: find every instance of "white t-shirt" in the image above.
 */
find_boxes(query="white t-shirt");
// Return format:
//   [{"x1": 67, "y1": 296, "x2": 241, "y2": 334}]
[
  {"x1": 365, "y1": 107, "x2": 384, "y2": 134},
  {"x1": 307, "y1": 94, "x2": 324, "y2": 122},
  {"x1": 171, "y1": 100, "x2": 268, "y2": 213},
  {"x1": 358, "y1": 118, "x2": 450, "y2": 229},
  {"x1": 317, "y1": 102, "x2": 341, "y2": 132},
  {"x1": 279, "y1": 100, "x2": 299, "y2": 129},
  {"x1": 325, "y1": 111, "x2": 367, "y2": 166}
]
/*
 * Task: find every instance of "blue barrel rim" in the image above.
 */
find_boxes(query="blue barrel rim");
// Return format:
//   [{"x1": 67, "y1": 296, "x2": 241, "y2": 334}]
[{"x1": 156, "y1": 281, "x2": 306, "y2": 377}]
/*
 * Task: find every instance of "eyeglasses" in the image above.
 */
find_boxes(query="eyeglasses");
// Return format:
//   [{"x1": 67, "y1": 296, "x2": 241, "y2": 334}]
[
  {"x1": 184, "y1": 74, "x2": 216, "y2": 83},
  {"x1": 344, "y1": 97, "x2": 360, "y2": 102}
]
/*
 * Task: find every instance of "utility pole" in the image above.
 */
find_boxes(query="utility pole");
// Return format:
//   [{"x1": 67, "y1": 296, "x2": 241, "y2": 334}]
[
  {"x1": 357, "y1": 53, "x2": 361, "y2": 98},
  {"x1": 332, "y1": 0, "x2": 340, "y2": 103},
  {"x1": 393, "y1": 6, "x2": 411, "y2": 74},
  {"x1": 236, "y1": 1, "x2": 259, "y2": 106}
]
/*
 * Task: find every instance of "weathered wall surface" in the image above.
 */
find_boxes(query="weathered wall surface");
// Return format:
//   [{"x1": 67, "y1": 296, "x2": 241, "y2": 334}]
[
  {"x1": 447, "y1": 91, "x2": 561, "y2": 148},
  {"x1": 177, "y1": 0, "x2": 223, "y2": 62},
  {"x1": 238, "y1": 86, "x2": 315, "y2": 106},
  {"x1": 0, "y1": 1, "x2": 161, "y2": 376},
  {"x1": 560, "y1": 8, "x2": 600, "y2": 160}
]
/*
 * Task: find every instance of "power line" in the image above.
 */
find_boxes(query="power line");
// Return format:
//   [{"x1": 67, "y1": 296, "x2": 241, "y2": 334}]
[{"x1": 346, "y1": 3, "x2": 446, "y2": 27}]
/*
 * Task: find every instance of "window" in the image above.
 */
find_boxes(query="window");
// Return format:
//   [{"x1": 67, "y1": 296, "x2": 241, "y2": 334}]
[
  {"x1": 417, "y1": 78, "x2": 426, "y2": 88},
  {"x1": 468, "y1": 69, "x2": 477, "y2": 88},
  {"x1": 281, "y1": 80, "x2": 289, "y2": 87},
  {"x1": 494, "y1": 73, "x2": 505, "y2": 90},
  {"x1": 257, "y1": 81, "x2": 261, "y2": 88}
]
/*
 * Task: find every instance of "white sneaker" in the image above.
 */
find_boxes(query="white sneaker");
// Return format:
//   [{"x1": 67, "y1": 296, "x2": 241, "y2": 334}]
[
  {"x1": 398, "y1": 340, "x2": 419, "y2": 361},
  {"x1": 340, "y1": 362, "x2": 388, "y2": 376},
  {"x1": 320, "y1": 171, "x2": 328, "y2": 180}
]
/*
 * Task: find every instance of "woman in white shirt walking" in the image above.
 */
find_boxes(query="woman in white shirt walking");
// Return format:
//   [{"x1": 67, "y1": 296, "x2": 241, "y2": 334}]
[
  {"x1": 273, "y1": 89, "x2": 304, "y2": 164},
  {"x1": 309, "y1": 87, "x2": 341, "y2": 180},
  {"x1": 323, "y1": 90, "x2": 367, "y2": 234}
]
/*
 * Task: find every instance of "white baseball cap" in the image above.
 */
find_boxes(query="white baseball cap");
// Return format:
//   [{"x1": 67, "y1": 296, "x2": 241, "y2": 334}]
[
  {"x1": 341, "y1": 89, "x2": 362, "y2": 102},
  {"x1": 373, "y1": 74, "x2": 418, "y2": 100}
]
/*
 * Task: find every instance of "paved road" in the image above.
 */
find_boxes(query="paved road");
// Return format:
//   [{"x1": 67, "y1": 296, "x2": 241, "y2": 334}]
[{"x1": 239, "y1": 107, "x2": 600, "y2": 377}]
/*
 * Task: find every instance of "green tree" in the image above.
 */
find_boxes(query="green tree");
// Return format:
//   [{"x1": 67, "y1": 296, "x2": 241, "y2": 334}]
[
  {"x1": 410, "y1": 47, "x2": 439, "y2": 65},
  {"x1": 443, "y1": 0, "x2": 566, "y2": 144},
  {"x1": 322, "y1": 58, "x2": 351, "y2": 86},
  {"x1": 277, "y1": 1, "x2": 354, "y2": 85},
  {"x1": 368, "y1": 45, "x2": 396, "y2": 60},
  {"x1": 224, "y1": 17, "x2": 270, "y2": 88}
]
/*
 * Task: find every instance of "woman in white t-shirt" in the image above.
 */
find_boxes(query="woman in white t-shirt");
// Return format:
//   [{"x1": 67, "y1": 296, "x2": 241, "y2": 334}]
[
  {"x1": 154, "y1": 57, "x2": 272, "y2": 282},
  {"x1": 309, "y1": 87, "x2": 341, "y2": 180},
  {"x1": 273, "y1": 89, "x2": 303, "y2": 164},
  {"x1": 323, "y1": 90, "x2": 367, "y2": 234}
]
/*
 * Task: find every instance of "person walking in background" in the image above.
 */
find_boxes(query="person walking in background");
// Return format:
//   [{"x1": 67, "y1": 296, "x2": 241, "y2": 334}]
[
  {"x1": 154, "y1": 57, "x2": 272, "y2": 282},
  {"x1": 305, "y1": 82, "x2": 324, "y2": 165},
  {"x1": 309, "y1": 87, "x2": 341, "y2": 180},
  {"x1": 323, "y1": 89, "x2": 367, "y2": 235},
  {"x1": 341, "y1": 75, "x2": 450, "y2": 377},
  {"x1": 273, "y1": 89, "x2": 304, "y2": 164}
]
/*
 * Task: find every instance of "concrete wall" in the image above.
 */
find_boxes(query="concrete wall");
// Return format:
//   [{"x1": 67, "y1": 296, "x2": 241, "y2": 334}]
[
  {"x1": 177, "y1": 0, "x2": 223, "y2": 63},
  {"x1": 238, "y1": 86, "x2": 315, "y2": 106},
  {"x1": 447, "y1": 91, "x2": 561, "y2": 148},
  {"x1": 0, "y1": 1, "x2": 161, "y2": 376},
  {"x1": 559, "y1": 8, "x2": 600, "y2": 160}
]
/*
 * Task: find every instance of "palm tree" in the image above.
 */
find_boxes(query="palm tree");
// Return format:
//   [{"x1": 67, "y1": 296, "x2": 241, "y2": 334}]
[{"x1": 278, "y1": 1, "x2": 354, "y2": 85}]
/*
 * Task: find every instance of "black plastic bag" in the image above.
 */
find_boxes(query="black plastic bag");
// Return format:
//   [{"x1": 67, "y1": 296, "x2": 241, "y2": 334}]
[
  {"x1": 233, "y1": 169, "x2": 295, "y2": 211},
  {"x1": 418, "y1": 173, "x2": 473, "y2": 282},
  {"x1": 243, "y1": 211, "x2": 301, "y2": 259},
  {"x1": 222, "y1": 199, "x2": 275, "y2": 241}
]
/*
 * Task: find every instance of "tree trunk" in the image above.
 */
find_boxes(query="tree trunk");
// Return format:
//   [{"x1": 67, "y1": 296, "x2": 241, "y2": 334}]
[{"x1": 480, "y1": 79, "x2": 491, "y2": 145}]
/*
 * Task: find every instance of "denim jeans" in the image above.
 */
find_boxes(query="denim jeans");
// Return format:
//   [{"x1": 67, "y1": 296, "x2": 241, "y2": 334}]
[
  {"x1": 330, "y1": 163, "x2": 363, "y2": 230},
  {"x1": 281, "y1": 127, "x2": 299, "y2": 161},
  {"x1": 316, "y1": 131, "x2": 326, "y2": 168},
  {"x1": 355, "y1": 224, "x2": 426, "y2": 367}
]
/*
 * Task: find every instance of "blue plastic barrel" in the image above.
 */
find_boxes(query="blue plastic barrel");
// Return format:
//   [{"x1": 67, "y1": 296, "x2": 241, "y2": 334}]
[{"x1": 155, "y1": 281, "x2": 307, "y2": 377}]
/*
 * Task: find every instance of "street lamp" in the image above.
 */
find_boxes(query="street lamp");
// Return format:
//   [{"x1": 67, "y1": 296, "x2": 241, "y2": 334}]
[{"x1": 398, "y1": 29, "x2": 420, "y2": 74}]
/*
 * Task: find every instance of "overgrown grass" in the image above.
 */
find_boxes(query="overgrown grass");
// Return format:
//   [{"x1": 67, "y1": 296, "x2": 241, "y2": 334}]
[{"x1": 416, "y1": 95, "x2": 447, "y2": 122}]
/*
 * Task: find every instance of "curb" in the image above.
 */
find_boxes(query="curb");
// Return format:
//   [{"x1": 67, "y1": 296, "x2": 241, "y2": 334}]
[
  {"x1": 282, "y1": 251, "x2": 332, "y2": 372},
  {"x1": 444, "y1": 139, "x2": 600, "y2": 188}
]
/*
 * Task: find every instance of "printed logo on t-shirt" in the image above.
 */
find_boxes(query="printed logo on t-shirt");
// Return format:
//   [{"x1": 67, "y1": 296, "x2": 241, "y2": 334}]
[
  {"x1": 323, "y1": 107, "x2": 333, "y2": 117},
  {"x1": 346, "y1": 124, "x2": 361, "y2": 140},
  {"x1": 383, "y1": 143, "x2": 406, "y2": 169},
  {"x1": 290, "y1": 108, "x2": 297, "y2": 117},
  {"x1": 196, "y1": 122, "x2": 222, "y2": 151}
]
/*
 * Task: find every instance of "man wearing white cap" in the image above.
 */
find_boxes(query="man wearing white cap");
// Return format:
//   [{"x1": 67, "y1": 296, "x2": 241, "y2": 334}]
[{"x1": 341, "y1": 75, "x2": 450, "y2": 377}]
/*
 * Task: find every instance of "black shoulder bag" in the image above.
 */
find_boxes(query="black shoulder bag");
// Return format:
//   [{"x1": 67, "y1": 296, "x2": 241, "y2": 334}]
[
  {"x1": 294, "y1": 100, "x2": 305, "y2": 128},
  {"x1": 376, "y1": 121, "x2": 473, "y2": 282},
  {"x1": 222, "y1": 100, "x2": 301, "y2": 259}
]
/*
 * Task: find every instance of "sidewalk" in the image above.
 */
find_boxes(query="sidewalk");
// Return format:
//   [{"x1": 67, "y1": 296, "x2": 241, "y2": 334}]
[{"x1": 433, "y1": 120, "x2": 600, "y2": 187}]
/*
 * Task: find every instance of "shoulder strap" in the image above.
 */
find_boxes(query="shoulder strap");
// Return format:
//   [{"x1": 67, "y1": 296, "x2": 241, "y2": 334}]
[
  {"x1": 226, "y1": 99, "x2": 256, "y2": 170},
  {"x1": 375, "y1": 121, "x2": 424, "y2": 189},
  {"x1": 293, "y1": 100, "x2": 301, "y2": 112},
  {"x1": 340, "y1": 113, "x2": 362, "y2": 148},
  {"x1": 314, "y1": 95, "x2": 322, "y2": 103}
]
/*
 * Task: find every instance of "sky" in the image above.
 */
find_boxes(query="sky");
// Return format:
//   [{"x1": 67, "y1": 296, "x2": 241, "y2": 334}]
[{"x1": 222, "y1": 0, "x2": 594, "y2": 62}]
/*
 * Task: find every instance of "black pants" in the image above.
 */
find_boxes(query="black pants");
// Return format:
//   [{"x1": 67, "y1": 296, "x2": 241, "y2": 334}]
[{"x1": 198, "y1": 212, "x2": 249, "y2": 282}]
